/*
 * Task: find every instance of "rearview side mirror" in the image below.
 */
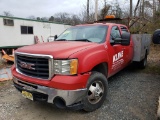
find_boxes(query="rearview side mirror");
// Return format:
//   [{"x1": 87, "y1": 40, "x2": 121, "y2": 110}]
[
  {"x1": 54, "y1": 35, "x2": 58, "y2": 40},
  {"x1": 113, "y1": 32, "x2": 131, "y2": 46},
  {"x1": 121, "y1": 32, "x2": 131, "y2": 46},
  {"x1": 153, "y1": 29, "x2": 160, "y2": 44}
]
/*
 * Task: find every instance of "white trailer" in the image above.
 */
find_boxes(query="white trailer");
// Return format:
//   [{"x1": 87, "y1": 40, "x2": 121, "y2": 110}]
[{"x1": 0, "y1": 16, "x2": 71, "y2": 49}]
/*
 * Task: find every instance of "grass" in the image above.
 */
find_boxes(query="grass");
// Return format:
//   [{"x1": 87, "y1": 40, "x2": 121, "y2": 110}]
[{"x1": 0, "y1": 81, "x2": 6, "y2": 86}]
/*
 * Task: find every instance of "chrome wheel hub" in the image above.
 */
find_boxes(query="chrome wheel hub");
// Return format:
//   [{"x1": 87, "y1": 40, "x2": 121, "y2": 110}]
[{"x1": 87, "y1": 81, "x2": 104, "y2": 104}]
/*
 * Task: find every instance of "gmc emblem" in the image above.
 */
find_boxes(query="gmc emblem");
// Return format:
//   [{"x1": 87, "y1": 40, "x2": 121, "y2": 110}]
[{"x1": 19, "y1": 62, "x2": 35, "y2": 70}]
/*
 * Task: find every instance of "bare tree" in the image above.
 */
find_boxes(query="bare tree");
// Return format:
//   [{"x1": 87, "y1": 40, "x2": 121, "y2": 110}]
[
  {"x1": 41, "y1": 17, "x2": 49, "y2": 21},
  {"x1": 70, "y1": 14, "x2": 82, "y2": 25},
  {"x1": 49, "y1": 16, "x2": 54, "y2": 22},
  {"x1": 37, "y1": 17, "x2": 41, "y2": 20},
  {"x1": 100, "y1": 4, "x2": 111, "y2": 19},
  {"x1": 79, "y1": 1, "x2": 96, "y2": 22},
  {"x1": 3, "y1": 11, "x2": 13, "y2": 17},
  {"x1": 53, "y1": 12, "x2": 82, "y2": 25},
  {"x1": 134, "y1": 0, "x2": 140, "y2": 17},
  {"x1": 54, "y1": 12, "x2": 70, "y2": 23},
  {"x1": 157, "y1": 0, "x2": 160, "y2": 11},
  {"x1": 27, "y1": 15, "x2": 36, "y2": 20}
]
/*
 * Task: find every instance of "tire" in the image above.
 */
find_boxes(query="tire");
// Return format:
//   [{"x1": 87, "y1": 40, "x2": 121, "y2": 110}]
[
  {"x1": 139, "y1": 53, "x2": 147, "y2": 69},
  {"x1": 83, "y1": 72, "x2": 108, "y2": 112}
]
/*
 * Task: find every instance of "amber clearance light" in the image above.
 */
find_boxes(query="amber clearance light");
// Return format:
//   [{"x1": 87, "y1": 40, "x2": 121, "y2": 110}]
[{"x1": 105, "y1": 15, "x2": 115, "y2": 19}]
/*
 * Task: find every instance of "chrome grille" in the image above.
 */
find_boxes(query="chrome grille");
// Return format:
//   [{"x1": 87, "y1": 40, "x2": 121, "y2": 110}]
[{"x1": 15, "y1": 52, "x2": 53, "y2": 80}]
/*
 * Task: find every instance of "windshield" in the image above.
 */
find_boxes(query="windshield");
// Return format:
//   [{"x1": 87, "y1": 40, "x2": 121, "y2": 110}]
[{"x1": 56, "y1": 25, "x2": 108, "y2": 43}]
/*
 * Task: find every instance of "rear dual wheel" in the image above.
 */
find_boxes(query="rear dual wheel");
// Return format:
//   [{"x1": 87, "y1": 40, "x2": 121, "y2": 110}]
[
  {"x1": 83, "y1": 72, "x2": 108, "y2": 112},
  {"x1": 139, "y1": 53, "x2": 147, "y2": 69}
]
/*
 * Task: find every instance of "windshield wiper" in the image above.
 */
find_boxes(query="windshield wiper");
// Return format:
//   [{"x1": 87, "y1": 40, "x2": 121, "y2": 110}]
[
  {"x1": 55, "y1": 39, "x2": 66, "y2": 41},
  {"x1": 71, "y1": 39, "x2": 92, "y2": 42},
  {"x1": 56, "y1": 39, "x2": 92, "y2": 42}
]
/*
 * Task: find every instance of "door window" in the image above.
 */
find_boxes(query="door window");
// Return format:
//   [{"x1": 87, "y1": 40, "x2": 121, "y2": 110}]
[
  {"x1": 120, "y1": 26, "x2": 129, "y2": 33},
  {"x1": 110, "y1": 26, "x2": 121, "y2": 40}
]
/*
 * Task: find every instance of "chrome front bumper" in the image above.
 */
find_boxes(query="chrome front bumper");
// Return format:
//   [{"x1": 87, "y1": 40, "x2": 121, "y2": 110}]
[{"x1": 13, "y1": 77, "x2": 87, "y2": 106}]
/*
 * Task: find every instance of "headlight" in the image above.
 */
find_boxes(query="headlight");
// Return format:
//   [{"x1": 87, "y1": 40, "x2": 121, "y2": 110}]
[{"x1": 54, "y1": 59, "x2": 78, "y2": 75}]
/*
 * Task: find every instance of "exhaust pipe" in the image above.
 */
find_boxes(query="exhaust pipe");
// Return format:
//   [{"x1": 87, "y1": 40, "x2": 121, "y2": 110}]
[{"x1": 53, "y1": 97, "x2": 66, "y2": 109}]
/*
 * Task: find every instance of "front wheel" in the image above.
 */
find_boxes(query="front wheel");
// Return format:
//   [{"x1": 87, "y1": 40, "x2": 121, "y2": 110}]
[{"x1": 83, "y1": 72, "x2": 108, "y2": 112}]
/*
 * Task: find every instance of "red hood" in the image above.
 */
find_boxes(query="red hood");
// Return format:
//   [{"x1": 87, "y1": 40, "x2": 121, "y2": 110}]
[{"x1": 17, "y1": 41, "x2": 98, "y2": 58}]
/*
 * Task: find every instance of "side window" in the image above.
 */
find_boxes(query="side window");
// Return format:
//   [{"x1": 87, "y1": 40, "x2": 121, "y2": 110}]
[
  {"x1": 21, "y1": 26, "x2": 33, "y2": 34},
  {"x1": 120, "y1": 26, "x2": 129, "y2": 33},
  {"x1": 3, "y1": 19, "x2": 14, "y2": 26},
  {"x1": 110, "y1": 26, "x2": 121, "y2": 40}
]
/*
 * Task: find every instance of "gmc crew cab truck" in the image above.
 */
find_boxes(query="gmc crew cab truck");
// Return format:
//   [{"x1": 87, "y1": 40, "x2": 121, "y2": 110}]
[{"x1": 12, "y1": 22, "x2": 151, "y2": 112}]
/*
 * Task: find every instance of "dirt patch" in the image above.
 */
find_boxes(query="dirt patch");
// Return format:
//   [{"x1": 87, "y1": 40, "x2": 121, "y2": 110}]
[
  {"x1": 0, "y1": 80, "x2": 12, "y2": 89},
  {"x1": 0, "y1": 60, "x2": 4, "y2": 69},
  {"x1": 0, "y1": 58, "x2": 14, "y2": 68},
  {"x1": 0, "y1": 60, "x2": 8, "y2": 69}
]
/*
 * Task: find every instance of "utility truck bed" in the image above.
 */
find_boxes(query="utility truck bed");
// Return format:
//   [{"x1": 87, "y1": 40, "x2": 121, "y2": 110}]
[{"x1": 132, "y1": 34, "x2": 151, "y2": 62}]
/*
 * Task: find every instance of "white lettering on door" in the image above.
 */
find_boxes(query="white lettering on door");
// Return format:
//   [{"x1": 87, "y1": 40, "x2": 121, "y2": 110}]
[
  {"x1": 112, "y1": 51, "x2": 124, "y2": 70},
  {"x1": 113, "y1": 51, "x2": 124, "y2": 63}
]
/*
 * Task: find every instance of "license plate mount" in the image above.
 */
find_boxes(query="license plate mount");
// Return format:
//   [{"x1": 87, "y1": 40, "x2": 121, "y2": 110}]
[{"x1": 22, "y1": 91, "x2": 33, "y2": 101}]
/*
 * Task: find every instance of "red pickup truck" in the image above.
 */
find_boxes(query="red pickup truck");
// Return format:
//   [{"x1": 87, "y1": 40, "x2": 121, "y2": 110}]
[{"x1": 12, "y1": 22, "x2": 151, "y2": 111}]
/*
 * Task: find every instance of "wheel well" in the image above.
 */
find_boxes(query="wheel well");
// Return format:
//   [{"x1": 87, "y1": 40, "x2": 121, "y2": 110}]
[{"x1": 91, "y1": 63, "x2": 108, "y2": 77}]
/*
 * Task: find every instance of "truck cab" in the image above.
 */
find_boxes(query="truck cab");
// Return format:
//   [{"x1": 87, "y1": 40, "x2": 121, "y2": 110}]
[{"x1": 12, "y1": 22, "x2": 148, "y2": 111}]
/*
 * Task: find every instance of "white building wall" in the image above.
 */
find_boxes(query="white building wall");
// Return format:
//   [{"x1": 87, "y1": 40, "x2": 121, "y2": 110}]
[{"x1": 0, "y1": 17, "x2": 71, "y2": 47}]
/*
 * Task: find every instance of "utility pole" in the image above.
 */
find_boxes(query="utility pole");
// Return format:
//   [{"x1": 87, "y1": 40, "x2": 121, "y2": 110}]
[
  {"x1": 87, "y1": 0, "x2": 89, "y2": 22},
  {"x1": 95, "y1": 0, "x2": 98, "y2": 21},
  {"x1": 130, "y1": 0, "x2": 132, "y2": 18},
  {"x1": 142, "y1": 0, "x2": 144, "y2": 17}
]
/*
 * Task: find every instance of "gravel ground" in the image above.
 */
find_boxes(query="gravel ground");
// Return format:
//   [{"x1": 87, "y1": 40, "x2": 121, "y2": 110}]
[{"x1": 0, "y1": 68, "x2": 160, "y2": 120}]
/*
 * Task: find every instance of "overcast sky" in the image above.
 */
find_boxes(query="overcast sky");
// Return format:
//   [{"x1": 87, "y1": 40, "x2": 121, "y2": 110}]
[{"x1": 0, "y1": 0, "x2": 131, "y2": 18}]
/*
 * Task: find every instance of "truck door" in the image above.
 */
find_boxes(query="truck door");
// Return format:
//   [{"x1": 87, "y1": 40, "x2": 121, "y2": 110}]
[
  {"x1": 120, "y1": 26, "x2": 133, "y2": 64},
  {"x1": 108, "y1": 26, "x2": 126, "y2": 76}
]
